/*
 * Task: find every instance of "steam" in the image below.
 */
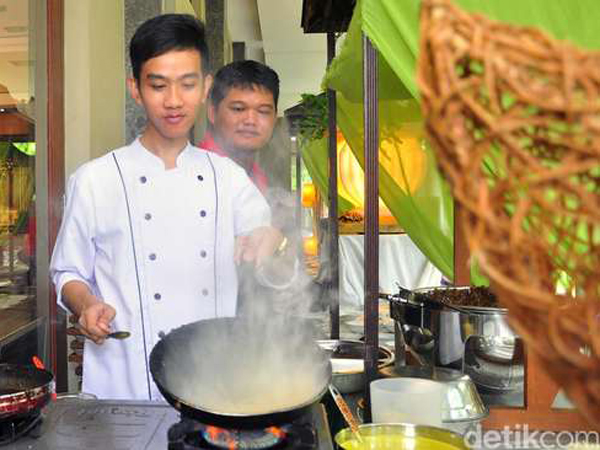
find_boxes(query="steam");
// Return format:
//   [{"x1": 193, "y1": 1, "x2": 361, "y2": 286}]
[
  {"x1": 161, "y1": 309, "x2": 329, "y2": 415},
  {"x1": 160, "y1": 124, "x2": 333, "y2": 414}
]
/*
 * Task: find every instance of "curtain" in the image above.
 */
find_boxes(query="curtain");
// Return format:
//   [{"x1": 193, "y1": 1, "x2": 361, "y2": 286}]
[{"x1": 303, "y1": 0, "x2": 600, "y2": 281}]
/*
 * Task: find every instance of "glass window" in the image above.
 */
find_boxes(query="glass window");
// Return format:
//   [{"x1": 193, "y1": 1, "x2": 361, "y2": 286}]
[{"x1": 0, "y1": 0, "x2": 45, "y2": 366}]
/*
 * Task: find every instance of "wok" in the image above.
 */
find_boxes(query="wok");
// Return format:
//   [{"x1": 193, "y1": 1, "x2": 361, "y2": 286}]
[
  {"x1": 0, "y1": 364, "x2": 54, "y2": 421},
  {"x1": 149, "y1": 317, "x2": 332, "y2": 428},
  {"x1": 317, "y1": 340, "x2": 394, "y2": 394}
]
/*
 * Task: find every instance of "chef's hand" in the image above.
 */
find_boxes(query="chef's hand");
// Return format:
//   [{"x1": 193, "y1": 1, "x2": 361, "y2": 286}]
[
  {"x1": 62, "y1": 280, "x2": 116, "y2": 345},
  {"x1": 78, "y1": 300, "x2": 116, "y2": 345},
  {"x1": 238, "y1": 226, "x2": 284, "y2": 267},
  {"x1": 234, "y1": 235, "x2": 250, "y2": 265}
]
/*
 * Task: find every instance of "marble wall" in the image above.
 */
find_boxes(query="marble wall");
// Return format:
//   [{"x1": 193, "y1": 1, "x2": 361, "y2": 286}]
[
  {"x1": 123, "y1": 0, "x2": 223, "y2": 143},
  {"x1": 124, "y1": 0, "x2": 162, "y2": 143}
]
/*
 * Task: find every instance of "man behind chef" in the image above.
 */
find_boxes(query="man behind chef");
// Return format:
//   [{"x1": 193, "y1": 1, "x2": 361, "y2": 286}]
[
  {"x1": 50, "y1": 14, "x2": 282, "y2": 400},
  {"x1": 200, "y1": 61, "x2": 300, "y2": 293},
  {"x1": 199, "y1": 60, "x2": 278, "y2": 194}
]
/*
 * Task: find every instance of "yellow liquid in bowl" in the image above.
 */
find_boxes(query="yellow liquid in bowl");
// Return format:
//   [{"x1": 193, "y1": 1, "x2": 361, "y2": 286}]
[{"x1": 339, "y1": 435, "x2": 463, "y2": 450}]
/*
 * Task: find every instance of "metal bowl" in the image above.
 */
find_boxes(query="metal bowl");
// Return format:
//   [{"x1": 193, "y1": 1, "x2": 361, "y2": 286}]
[
  {"x1": 317, "y1": 340, "x2": 394, "y2": 394},
  {"x1": 335, "y1": 423, "x2": 468, "y2": 449}
]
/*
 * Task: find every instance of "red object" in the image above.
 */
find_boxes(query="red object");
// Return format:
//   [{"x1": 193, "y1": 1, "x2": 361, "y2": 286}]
[
  {"x1": 0, "y1": 365, "x2": 55, "y2": 419},
  {"x1": 25, "y1": 214, "x2": 36, "y2": 258},
  {"x1": 199, "y1": 132, "x2": 268, "y2": 193},
  {"x1": 32, "y1": 356, "x2": 45, "y2": 370}
]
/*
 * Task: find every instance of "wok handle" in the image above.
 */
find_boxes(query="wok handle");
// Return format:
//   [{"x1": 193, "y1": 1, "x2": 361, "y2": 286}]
[{"x1": 378, "y1": 292, "x2": 423, "y2": 308}]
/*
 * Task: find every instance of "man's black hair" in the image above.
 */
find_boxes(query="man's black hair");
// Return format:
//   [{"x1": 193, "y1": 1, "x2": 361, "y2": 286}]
[
  {"x1": 210, "y1": 60, "x2": 280, "y2": 110},
  {"x1": 129, "y1": 14, "x2": 209, "y2": 82}
]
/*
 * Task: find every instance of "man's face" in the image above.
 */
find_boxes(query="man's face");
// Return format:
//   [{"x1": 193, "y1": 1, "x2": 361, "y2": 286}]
[
  {"x1": 208, "y1": 86, "x2": 277, "y2": 154},
  {"x1": 128, "y1": 49, "x2": 211, "y2": 147}
]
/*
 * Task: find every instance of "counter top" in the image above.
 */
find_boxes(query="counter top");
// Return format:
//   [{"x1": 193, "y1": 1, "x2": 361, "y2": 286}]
[{"x1": 4, "y1": 397, "x2": 334, "y2": 450}]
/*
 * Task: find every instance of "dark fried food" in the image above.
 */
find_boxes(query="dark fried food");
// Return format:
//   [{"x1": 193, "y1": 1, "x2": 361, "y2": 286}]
[{"x1": 426, "y1": 286, "x2": 498, "y2": 308}]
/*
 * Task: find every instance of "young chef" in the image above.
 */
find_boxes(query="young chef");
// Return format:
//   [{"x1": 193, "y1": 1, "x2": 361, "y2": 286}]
[{"x1": 50, "y1": 14, "x2": 282, "y2": 400}]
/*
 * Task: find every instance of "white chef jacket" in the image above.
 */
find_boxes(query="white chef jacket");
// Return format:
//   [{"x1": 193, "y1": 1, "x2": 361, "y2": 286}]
[{"x1": 50, "y1": 139, "x2": 271, "y2": 400}]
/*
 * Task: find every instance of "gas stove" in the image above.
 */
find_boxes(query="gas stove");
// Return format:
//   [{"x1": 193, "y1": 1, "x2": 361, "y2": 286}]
[
  {"x1": 1, "y1": 398, "x2": 333, "y2": 450},
  {"x1": 167, "y1": 415, "x2": 320, "y2": 449}
]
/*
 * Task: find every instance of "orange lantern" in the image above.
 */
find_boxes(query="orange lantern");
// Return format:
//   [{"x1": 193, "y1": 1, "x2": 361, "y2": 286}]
[
  {"x1": 301, "y1": 183, "x2": 316, "y2": 207},
  {"x1": 303, "y1": 235, "x2": 318, "y2": 256},
  {"x1": 337, "y1": 127, "x2": 426, "y2": 224}
]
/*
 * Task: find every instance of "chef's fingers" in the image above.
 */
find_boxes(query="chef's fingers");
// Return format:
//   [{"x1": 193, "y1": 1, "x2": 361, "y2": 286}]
[
  {"x1": 234, "y1": 235, "x2": 250, "y2": 264},
  {"x1": 76, "y1": 321, "x2": 105, "y2": 345},
  {"x1": 240, "y1": 239, "x2": 258, "y2": 263},
  {"x1": 79, "y1": 302, "x2": 115, "y2": 342},
  {"x1": 248, "y1": 227, "x2": 284, "y2": 267},
  {"x1": 97, "y1": 304, "x2": 116, "y2": 333}
]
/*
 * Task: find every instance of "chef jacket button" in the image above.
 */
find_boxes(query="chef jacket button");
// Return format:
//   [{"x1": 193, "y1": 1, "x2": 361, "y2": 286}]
[
  {"x1": 200, "y1": 210, "x2": 207, "y2": 218},
  {"x1": 197, "y1": 175, "x2": 204, "y2": 181},
  {"x1": 144, "y1": 213, "x2": 152, "y2": 220},
  {"x1": 202, "y1": 289, "x2": 209, "y2": 296},
  {"x1": 200, "y1": 250, "x2": 207, "y2": 258},
  {"x1": 140, "y1": 176, "x2": 147, "y2": 184},
  {"x1": 149, "y1": 253, "x2": 157, "y2": 261},
  {"x1": 154, "y1": 293, "x2": 161, "y2": 300},
  {"x1": 158, "y1": 331, "x2": 166, "y2": 339}
]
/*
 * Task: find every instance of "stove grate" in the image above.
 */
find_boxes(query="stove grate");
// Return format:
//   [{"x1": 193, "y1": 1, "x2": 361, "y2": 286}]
[{"x1": 167, "y1": 416, "x2": 318, "y2": 450}]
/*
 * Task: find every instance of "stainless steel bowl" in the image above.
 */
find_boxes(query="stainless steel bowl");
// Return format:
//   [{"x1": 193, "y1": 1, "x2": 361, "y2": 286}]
[
  {"x1": 335, "y1": 423, "x2": 468, "y2": 450},
  {"x1": 390, "y1": 286, "x2": 524, "y2": 397},
  {"x1": 317, "y1": 340, "x2": 394, "y2": 394}
]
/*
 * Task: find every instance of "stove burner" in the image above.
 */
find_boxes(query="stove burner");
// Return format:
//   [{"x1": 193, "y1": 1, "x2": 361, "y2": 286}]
[
  {"x1": 168, "y1": 416, "x2": 318, "y2": 449},
  {"x1": 0, "y1": 412, "x2": 42, "y2": 446},
  {"x1": 201, "y1": 425, "x2": 285, "y2": 449}
]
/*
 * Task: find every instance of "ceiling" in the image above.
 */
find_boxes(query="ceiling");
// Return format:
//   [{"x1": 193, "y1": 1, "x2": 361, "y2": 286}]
[
  {"x1": 0, "y1": 0, "x2": 329, "y2": 112},
  {"x1": 227, "y1": 0, "x2": 328, "y2": 114},
  {"x1": 0, "y1": 0, "x2": 31, "y2": 106}
]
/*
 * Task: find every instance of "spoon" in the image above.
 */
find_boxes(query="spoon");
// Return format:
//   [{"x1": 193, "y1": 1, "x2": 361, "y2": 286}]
[
  {"x1": 106, "y1": 331, "x2": 131, "y2": 340},
  {"x1": 75, "y1": 325, "x2": 131, "y2": 340},
  {"x1": 328, "y1": 384, "x2": 363, "y2": 444}
]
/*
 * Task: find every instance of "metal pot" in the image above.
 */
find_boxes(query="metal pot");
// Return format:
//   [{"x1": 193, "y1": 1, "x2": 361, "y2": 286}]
[
  {"x1": 317, "y1": 340, "x2": 394, "y2": 394},
  {"x1": 0, "y1": 364, "x2": 54, "y2": 421},
  {"x1": 149, "y1": 316, "x2": 332, "y2": 428},
  {"x1": 388, "y1": 286, "x2": 524, "y2": 393}
]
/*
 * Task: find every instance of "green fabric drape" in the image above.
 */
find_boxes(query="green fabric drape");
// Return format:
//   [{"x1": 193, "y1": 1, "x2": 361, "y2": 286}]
[
  {"x1": 312, "y1": 0, "x2": 600, "y2": 282},
  {"x1": 323, "y1": 0, "x2": 455, "y2": 279},
  {"x1": 363, "y1": 0, "x2": 600, "y2": 101}
]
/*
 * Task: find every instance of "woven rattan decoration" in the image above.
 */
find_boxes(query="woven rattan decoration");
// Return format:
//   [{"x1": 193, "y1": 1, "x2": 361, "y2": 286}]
[{"x1": 417, "y1": 0, "x2": 600, "y2": 424}]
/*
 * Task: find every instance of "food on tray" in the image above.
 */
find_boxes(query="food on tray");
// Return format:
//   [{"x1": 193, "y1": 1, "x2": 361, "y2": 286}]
[
  {"x1": 425, "y1": 286, "x2": 498, "y2": 308},
  {"x1": 339, "y1": 209, "x2": 364, "y2": 223}
]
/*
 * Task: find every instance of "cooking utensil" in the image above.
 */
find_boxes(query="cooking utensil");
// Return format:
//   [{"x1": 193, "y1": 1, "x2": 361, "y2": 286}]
[
  {"x1": 370, "y1": 377, "x2": 445, "y2": 426},
  {"x1": 388, "y1": 286, "x2": 523, "y2": 394},
  {"x1": 335, "y1": 423, "x2": 468, "y2": 450},
  {"x1": 317, "y1": 340, "x2": 394, "y2": 394},
  {"x1": 71, "y1": 325, "x2": 131, "y2": 340},
  {"x1": 0, "y1": 364, "x2": 55, "y2": 420},
  {"x1": 149, "y1": 316, "x2": 332, "y2": 428},
  {"x1": 328, "y1": 384, "x2": 363, "y2": 443},
  {"x1": 107, "y1": 331, "x2": 130, "y2": 340},
  {"x1": 378, "y1": 366, "x2": 488, "y2": 431}
]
